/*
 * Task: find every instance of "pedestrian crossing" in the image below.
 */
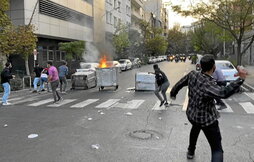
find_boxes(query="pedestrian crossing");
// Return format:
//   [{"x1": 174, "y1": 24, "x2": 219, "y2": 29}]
[{"x1": 3, "y1": 92, "x2": 254, "y2": 115}]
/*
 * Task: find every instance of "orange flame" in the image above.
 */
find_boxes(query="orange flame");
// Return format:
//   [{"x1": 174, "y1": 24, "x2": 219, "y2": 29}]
[{"x1": 99, "y1": 55, "x2": 108, "y2": 68}]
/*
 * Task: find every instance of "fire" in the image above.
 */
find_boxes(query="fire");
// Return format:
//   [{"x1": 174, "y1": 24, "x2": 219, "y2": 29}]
[{"x1": 99, "y1": 55, "x2": 108, "y2": 68}]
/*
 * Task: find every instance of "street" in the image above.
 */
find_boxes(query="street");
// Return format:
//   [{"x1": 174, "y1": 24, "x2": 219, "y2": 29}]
[{"x1": 0, "y1": 60, "x2": 254, "y2": 162}]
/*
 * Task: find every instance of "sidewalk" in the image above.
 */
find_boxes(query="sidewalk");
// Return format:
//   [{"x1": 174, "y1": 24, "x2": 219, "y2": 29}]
[{"x1": 243, "y1": 66, "x2": 254, "y2": 92}]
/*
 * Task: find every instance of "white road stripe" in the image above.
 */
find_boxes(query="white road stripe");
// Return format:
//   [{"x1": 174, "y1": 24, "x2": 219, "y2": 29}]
[
  {"x1": 113, "y1": 100, "x2": 144, "y2": 109},
  {"x1": 217, "y1": 100, "x2": 233, "y2": 113},
  {"x1": 182, "y1": 88, "x2": 189, "y2": 111},
  {"x1": 95, "y1": 99, "x2": 120, "y2": 108},
  {"x1": 28, "y1": 99, "x2": 54, "y2": 106},
  {"x1": 12, "y1": 97, "x2": 39, "y2": 105},
  {"x1": 152, "y1": 101, "x2": 166, "y2": 110},
  {"x1": 183, "y1": 72, "x2": 187, "y2": 76},
  {"x1": 244, "y1": 92, "x2": 254, "y2": 101},
  {"x1": 166, "y1": 88, "x2": 172, "y2": 94},
  {"x1": 48, "y1": 99, "x2": 76, "y2": 107},
  {"x1": 70, "y1": 99, "x2": 99, "y2": 108},
  {"x1": 239, "y1": 102, "x2": 254, "y2": 114}
]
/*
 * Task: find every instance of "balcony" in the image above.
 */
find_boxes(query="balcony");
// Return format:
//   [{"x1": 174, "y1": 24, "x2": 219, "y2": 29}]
[
  {"x1": 132, "y1": 0, "x2": 143, "y2": 8},
  {"x1": 131, "y1": 8, "x2": 143, "y2": 20}
]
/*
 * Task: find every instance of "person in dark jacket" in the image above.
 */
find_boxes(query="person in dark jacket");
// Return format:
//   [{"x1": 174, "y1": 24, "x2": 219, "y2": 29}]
[
  {"x1": 33, "y1": 63, "x2": 43, "y2": 92},
  {"x1": 170, "y1": 55, "x2": 247, "y2": 161},
  {"x1": 58, "y1": 61, "x2": 68, "y2": 93},
  {"x1": 1, "y1": 62, "x2": 15, "y2": 105},
  {"x1": 153, "y1": 64, "x2": 170, "y2": 106}
]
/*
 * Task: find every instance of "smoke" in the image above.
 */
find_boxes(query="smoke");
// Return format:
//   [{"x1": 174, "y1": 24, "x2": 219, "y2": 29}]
[{"x1": 83, "y1": 42, "x2": 100, "y2": 62}]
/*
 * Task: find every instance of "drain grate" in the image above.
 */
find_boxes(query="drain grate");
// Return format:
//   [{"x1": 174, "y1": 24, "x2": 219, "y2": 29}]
[{"x1": 129, "y1": 130, "x2": 162, "y2": 140}]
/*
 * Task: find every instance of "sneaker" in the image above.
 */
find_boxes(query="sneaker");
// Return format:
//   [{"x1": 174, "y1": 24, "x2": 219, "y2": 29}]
[
  {"x1": 41, "y1": 89, "x2": 46, "y2": 92},
  {"x1": 57, "y1": 97, "x2": 63, "y2": 102},
  {"x1": 159, "y1": 100, "x2": 165, "y2": 107},
  {"x1": 2, "y1": 102, "x2": 12, "y2": 106},
  {"x1": 187, "y1": 150, "x2": 195, "y2": 159},
  {"x1": 32, "y1": 90, "x2": 37, "y2": 93},
  {"x1": 218, "y1": 105, "x2": 227, "y2": 110}
]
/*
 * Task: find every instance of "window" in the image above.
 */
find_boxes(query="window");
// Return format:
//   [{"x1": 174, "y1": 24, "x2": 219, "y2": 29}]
[
  {"x1": 114, "y1": 0, "x2": 117, "y2": 8},
  {"x1": 48, "y1": 50, "x2": 54, "y2": 61},
  {"x1": 106, "y1": 0, "x2": 112, "y2": 4},
  {"x1": 56, "y1": 50, "x2": 61, "y2": 61},
  {"x1": 114, "y1": 16, "x2": 117, "y2": 27},
  {"x1": 61, "y1": 51, "x2": 66, "y2": 60},
  {"x1": 118, "y1": 2, "x2": 121, "y2": 12},
  {"x1": 42, "y1": 49, "x2": 47, "y2": 61},
  {"x1": 110, "y1": 13, "x2": 113, "y2": 25},
  {"x1": 106, "y1": 11, "x2": 110, "y2": 24}
]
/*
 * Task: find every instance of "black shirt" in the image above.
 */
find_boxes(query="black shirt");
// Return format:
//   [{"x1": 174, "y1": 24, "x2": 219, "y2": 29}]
[
  {"x1": 1, "y1": 68, "x2": 13, "y2": 84},
  {"x1": 34, "y1": 67, "x2": 43, "y2": 77},
  {"x1": 155, "y1": 70, "x2": 168, "y2": 85}
]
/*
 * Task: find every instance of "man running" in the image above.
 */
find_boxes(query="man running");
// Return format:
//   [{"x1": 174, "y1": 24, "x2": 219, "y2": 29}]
[{"x1": 170, "y1": 55, "x2": 247, "y2": 161}]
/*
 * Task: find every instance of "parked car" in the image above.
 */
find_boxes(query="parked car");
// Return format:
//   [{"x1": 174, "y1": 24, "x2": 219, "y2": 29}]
[
  {"x1": 195, "y1": 55, "x2": 203, "y2": 71},
  {"x1": 131, "y1": 58, "x2": 141, "y2": 68},
  {"x1": 79, "y1": 63, "x2": 99, "y2": 72},
  {"x1": 106, "y1": 61, "x2": 122, "y2": 72},
  {"x1": 148, "y1": 57, "x2": 156, "y2": 64},
  {"x1": 119, "y1": 59, "x2": 133, "y2": 71},
  {"x1": 215, "y1": 60, "x2": 239, "y2": 82}
]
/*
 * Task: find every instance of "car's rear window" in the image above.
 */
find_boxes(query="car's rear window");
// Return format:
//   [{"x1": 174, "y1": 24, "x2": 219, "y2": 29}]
[
  {"x1": 216, "y1": 62, "x2": 234, "y2": 70},
  {"x1": 119, "y1": 60, "x2": 125, "y2": 63}
]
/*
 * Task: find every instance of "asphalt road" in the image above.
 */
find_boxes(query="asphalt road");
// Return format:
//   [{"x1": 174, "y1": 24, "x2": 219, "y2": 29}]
[{"x1": 0, "y1": 60, "x2": 254, "y2": 162}]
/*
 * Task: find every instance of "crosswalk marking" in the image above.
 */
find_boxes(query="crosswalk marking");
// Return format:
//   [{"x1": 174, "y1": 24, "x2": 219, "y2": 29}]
[
  {"x1": 95, "y1": 99, "x2": 120, "y2": 108},
  {"x1": 28, "y1": 99, "x2": 54, "y2": 106},
  {"x1": 70, "y1": 99, "x2": 99, "y2": 108},
  {"x1": 217, "y1": 100, "x2": 233, "y2": 113},
  {"x1": 48, "y1": 99, "x2": 77, "y2": 107},
  {"x1": 113, "y1": 100, "x2": 145, "y2": 109},
  {"x1": 245, "y1": 93, "x2": 254, "y2": 101},
  {"x1": 152, "y1": 101, "x2": 166, "y2": 110},
  {"x1": 239, "y1": 102, "x2": 254, "y2": 114},
  {"x1": 12, "y1": 97, "x2": 39, "y2": 105}
]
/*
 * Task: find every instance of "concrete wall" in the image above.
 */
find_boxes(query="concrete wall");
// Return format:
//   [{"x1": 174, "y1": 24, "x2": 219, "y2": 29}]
[
  {"x1": 93, "y1": 0, "x2": 106, "y2": 43},
  {"x1": 8, "y1": 0, "x2": 94, "y2": 42}
]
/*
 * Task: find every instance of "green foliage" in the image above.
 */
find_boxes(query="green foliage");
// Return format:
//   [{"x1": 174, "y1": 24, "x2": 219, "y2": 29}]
[
  {"x1": 59, "y1": 41, "x2": 85, "y2": 61},
  {"x1": 0, "y1": 0, "x2": 10, "y2": 28},
  {"x1": 112, "y1": 24, "x2": 130, "y2": 59},
  {"x1": 167, "y1": 24, "x2": 187, "y2": 54},
  {"x1": 146, "y1": 35, "x2": 168, "y2": 56},
  {"x1": 15, "y1": 25, "x2": 38, "y2": 59},
  {"x1": 172, "y1": 0, "x2": 254, "y2": 65},
  {"x1": 0, "y1": 26, "x2": 18, "y2": 56}
]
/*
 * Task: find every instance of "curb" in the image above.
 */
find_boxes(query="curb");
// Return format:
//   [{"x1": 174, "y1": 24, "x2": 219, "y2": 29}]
[{"x1": 242, "y1": 83, "x2": 254, "y2": 92}]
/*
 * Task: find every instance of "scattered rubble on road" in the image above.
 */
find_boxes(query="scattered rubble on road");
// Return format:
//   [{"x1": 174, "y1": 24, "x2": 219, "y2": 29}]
[
  {"x1": 28, "y1": 134, "x2": 38, "y2": 139},
  {"x1": 91, "y1": 144, "x2": 100, "y2": 150},
  {"x1": 125, "y1": 112, "x2": 133, "y2": 116}
]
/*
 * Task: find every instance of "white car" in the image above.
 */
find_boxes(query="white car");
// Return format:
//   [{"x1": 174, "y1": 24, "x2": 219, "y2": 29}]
[
  {"x1": 215, "y1": 60, "x2": 239, "y2": 82},
  {"x1": 106, "y1": 61, "x2": 122, "y2": 72},
  {"x1": 79, "y1": 63, "x2": 99, "y2": 71},
  {"x1": 119, "y1": 59, "x2": 132, "y2": 71}
]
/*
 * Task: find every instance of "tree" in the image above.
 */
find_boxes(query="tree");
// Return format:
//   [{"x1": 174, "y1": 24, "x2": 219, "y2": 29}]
[
  {"x1": 59, "y1": 41, "x2": 85, "y2": 61},
  {"x1": 0, "y1": 26, "x2": 18, "y2": 57},
  {"x1": 15, "y1": 25, "x2": 38, "y2": 76},
  {"x1": 190, "y1": 21, "x2": 233, "y2": 56},
  {"x1": 146, "y1": 35, "x2": 168, "y2": 56},
  {"x1": 112, "y1": 24, "x2": 130, "y2": 59},
  {"x1": 172, "y1": 0, "x2": 254, "y2": 65},
  {"x1": 0, "y1": 0, "x2": 10, "y2": 28},
  {"x1": 167, "y1": 24, "x2": 187, "y2": 54}
]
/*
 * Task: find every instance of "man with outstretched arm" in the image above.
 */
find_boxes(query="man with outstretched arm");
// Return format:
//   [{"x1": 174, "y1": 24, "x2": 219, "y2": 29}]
[{"x1": 170, "y1": 54, "x2": 247, "y2": 162}]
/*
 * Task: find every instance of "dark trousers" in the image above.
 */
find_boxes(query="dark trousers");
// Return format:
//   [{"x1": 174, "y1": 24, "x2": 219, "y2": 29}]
[
  {"x1": 188, "y1": 120, "x2": 223, "y2": 162},
  {"x1": 59, "y1": 76, "x2": 67, "y2": 92},
  {"x1": 50, "y1": 80, "x2": 61, "y2": 102}
]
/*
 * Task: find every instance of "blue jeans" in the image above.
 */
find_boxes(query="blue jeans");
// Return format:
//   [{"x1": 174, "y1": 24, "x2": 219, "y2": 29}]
[
  {"x1": 33, "y1": 77, "x2": 40, "y2": 91},
  {"x1": 2, "y1": 83, "x2": 10, "y2": 104},
  {"x1": 39, "y1": 77, "x2": 47, "y2": 91}
]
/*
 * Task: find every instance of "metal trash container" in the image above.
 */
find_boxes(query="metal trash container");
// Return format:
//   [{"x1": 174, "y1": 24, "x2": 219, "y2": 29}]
[
  {"x1": 135, "y1": 72, "x2": 155, "y2": 91},
  {"x1": 71, "y1": 69, "x2": 97, "y2": 90},
  {"x1": 96, "y1": 67, "x2": 119, "y2": 91}
]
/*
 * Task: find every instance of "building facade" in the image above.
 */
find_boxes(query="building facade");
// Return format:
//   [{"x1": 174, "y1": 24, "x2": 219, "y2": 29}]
[
  {"x1": 105, "y1": 0, "x2": 131, "y2": 42},
  {"x1": 130, "y1": 0, "x2": 144, "y2": 34},
  {"x1": 7, "y1": 0, "x2": 105, "y2": 73}
]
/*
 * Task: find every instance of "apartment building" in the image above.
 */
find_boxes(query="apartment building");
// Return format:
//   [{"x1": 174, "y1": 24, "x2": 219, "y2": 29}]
[
  {"x1": 131, "y1": 0, "x2": 144, "y2": 34},
  {"x1": 7, "y1": 0, "x2": 105, "y2": 72},
  {"x1": 105, "y1": 0, "x2": 131, "y2": 41}
]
